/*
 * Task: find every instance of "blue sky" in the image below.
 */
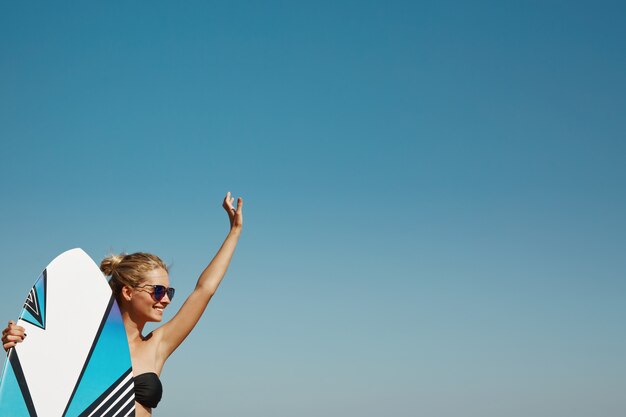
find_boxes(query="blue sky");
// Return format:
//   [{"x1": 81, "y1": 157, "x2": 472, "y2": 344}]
[{"x1": 1, "y1": 1, "x2": 625, "y2": 416}]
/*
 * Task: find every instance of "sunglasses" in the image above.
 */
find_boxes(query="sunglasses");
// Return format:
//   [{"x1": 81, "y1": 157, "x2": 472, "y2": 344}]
[{"x1": 135, "y1": 284, "x2": 175, "y2": 302}]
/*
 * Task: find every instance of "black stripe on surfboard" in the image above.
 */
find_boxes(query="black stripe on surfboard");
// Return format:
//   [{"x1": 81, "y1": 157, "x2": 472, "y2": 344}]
[
  {"x1": 107, "y1": 387, "x2": 135, "y2": 417},
  {"x1": 78, "y1": 369, "x2": 133, "y2": 417},
  {"x1": 101, "y1": 383, "x2": 134, "y2": 417},
  {"x1": 62, "y1": 295, "x2": 116, "y2": 417},
  {"x1": 9, "y1": 350, "x2": 38, "y2": 416},
  {"x1": 115, "y1": 398, "x2": 135, "y2": 417}
]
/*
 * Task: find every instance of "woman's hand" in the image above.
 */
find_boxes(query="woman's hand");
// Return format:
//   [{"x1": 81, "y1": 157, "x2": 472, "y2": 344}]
[
  {"x1": 222, "y1": 192, "x2": 243, "y2": 231},
  {"x1": 2, "y1": 320, "x2": 26, "y2": 352}
]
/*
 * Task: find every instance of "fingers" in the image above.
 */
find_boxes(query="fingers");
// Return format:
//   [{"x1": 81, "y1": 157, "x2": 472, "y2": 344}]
[
  {"x1": 223, "y1": 193, "x2": 243, "y2": 228},
  {"x1": 4, "y1": 334, "x2": 25, "y2": 343},
  {"x1": 3, "y1": 322, "x2": 25, "y2": 336},
  {"x1": 3, "y1": 328, "x2": 26, "y2": 339},
  {"x1": 3, "y1": 323, "x2": 25, "y2": 336},
  {"x1": 223, "y1": 192, "x2": 237, "y2": 213},
  {"x1": 2, "y1": 322, "x2": 26, "y2": 352},
  {"x1": 223, "y1": 192, "x2": 235, "y2": 210},
  {"x1": 4, "y1": 341, "x2": 18, "y2": 351}
]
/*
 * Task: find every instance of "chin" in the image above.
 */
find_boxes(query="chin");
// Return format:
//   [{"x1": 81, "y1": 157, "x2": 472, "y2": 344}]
[{"x1": 151, "y1": 311, "x2": 165, "y2": 322}]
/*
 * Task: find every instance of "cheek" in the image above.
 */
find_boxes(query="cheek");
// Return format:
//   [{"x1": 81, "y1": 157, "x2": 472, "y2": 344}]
[{"x1": 132, "y1": 294, "x2": 153, "y2": 308}]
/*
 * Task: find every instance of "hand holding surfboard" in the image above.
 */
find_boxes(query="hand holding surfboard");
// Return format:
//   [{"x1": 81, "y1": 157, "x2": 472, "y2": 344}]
[{"x1": 1, "y1": 321, "x2": 26, "y2": 351}]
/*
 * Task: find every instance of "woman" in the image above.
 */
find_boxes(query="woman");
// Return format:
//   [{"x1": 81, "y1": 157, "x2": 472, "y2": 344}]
[{"x1": 2, "y1": 192, "x2": 243, "y2": 416}]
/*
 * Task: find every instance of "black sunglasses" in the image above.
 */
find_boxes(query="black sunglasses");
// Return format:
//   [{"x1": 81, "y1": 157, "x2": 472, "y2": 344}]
[{"x1": 135, "y1": 284, "x2": 175, "y2": 302}]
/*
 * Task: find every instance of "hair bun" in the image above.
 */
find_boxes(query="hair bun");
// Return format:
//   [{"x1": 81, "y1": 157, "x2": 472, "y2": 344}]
[{"x1": 100, "y1": 254, "x2": 126, "y2": 276}]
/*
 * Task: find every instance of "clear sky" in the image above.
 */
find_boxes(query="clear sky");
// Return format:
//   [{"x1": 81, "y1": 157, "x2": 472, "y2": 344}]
[{"x1": 1, "y1": 1, "x2": 625, "y2": 416}]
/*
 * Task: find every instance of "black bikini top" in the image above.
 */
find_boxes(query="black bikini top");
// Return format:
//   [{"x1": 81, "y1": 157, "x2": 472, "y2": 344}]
[{"x1": 134, "y1": 372, "x2": 163, "y2": 409}]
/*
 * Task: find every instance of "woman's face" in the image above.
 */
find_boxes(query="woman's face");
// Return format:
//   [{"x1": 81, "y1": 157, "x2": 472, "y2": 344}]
[{"x1": 130, "y1": 267, "x2": 172, "y2": 322}]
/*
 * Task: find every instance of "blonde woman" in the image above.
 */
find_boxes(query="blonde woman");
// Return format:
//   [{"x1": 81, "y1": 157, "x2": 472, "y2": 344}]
[{"x1": 2, "y1": 192, "x2": 243, "y2": 416}]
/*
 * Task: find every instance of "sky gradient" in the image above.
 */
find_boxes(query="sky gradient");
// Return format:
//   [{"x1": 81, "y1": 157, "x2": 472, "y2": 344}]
[{"x1": 1, "y1": 1, "x2": 625, "y2": 416}]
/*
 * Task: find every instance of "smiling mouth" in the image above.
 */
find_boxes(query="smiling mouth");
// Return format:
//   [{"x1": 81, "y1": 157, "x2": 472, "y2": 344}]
[{"x1": 154, "y1": 307, "x2": 164, "y2": 312}]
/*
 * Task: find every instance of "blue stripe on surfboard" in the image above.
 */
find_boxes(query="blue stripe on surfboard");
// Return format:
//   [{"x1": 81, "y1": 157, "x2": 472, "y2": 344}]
[
  {"x1": 63, "y1": 297, "x2": 134, "y2": 417},
  {"x1": 0, "y1": 351, "x2": 36, "y2": 417},
  {"x1": 21, "y1": 271, "x2": 47, "y2": 330}
]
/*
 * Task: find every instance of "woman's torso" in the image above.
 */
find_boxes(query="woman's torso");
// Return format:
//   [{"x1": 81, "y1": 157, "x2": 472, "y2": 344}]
[{"x1": 130, "y1": 332, "x2": 166, "y2": 417}]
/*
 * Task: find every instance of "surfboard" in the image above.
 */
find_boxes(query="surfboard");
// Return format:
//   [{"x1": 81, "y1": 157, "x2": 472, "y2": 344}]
[{"x1": 0, "y1": 248, "x2": 135, "y2": 417}]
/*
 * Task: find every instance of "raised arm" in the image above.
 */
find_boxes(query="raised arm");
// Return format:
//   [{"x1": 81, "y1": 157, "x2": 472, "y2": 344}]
[{"x1": 157, "y1": 192, "x2": 243, "y2": 359}]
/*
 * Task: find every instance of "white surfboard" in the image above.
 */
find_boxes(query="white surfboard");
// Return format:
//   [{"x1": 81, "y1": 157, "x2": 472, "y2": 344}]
[{"x1": 0, "y1": 248, "x2": 135, "y2": 417}]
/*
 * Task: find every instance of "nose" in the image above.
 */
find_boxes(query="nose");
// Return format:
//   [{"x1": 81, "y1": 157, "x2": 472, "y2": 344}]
[{"x1": 160, "y1": 293, "x2": 171, "y2": 305}]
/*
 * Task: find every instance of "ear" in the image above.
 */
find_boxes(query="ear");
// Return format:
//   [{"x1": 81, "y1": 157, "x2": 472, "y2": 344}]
[{"x1": 121, "y1": 285, "x2": 133, "y2": 302}]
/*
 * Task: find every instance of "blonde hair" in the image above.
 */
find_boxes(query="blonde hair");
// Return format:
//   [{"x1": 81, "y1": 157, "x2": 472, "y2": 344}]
[{"x1": 100, "y1": 252, "x2": 168, "y2": 299}]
